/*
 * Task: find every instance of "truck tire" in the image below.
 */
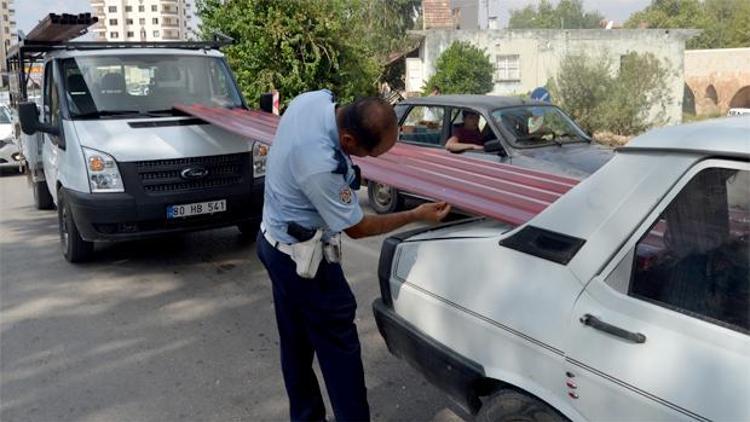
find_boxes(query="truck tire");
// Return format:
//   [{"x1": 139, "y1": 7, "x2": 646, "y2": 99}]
[
  {"x1": 57, "y1": 188, "x2": 94, "y2": 263},
  {"x1": 367, "y1": 181, "x2": 404, "y2": 214},
  {"x1": 237, "y1": 221, "x2": 260, "y2": 239},
  {"x1": 477, "y1": 390, "x2": 566, "y2": 422},
  {"x1": 31, "y1": 179, "x2": 55, "y2": 210}
]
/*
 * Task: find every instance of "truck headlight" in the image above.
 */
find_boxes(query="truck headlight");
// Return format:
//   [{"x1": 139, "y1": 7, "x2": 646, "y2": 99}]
[
  {"x1": 253, "y1": 142, "x2": 268, "y2": 178},
  {"x1": 83, "y1": 147, "x2": 124, "y2": 193}
]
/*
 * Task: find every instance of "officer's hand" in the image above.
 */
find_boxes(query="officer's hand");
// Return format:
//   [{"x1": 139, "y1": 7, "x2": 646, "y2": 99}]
[{"x1": 414, "y1": 201, "x2": 451, "y2": 223}]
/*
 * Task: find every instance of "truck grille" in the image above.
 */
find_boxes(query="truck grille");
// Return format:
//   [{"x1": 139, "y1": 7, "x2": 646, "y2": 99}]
[{"x1": 135, "y1": 153, "x2": 247, "y2": 193}]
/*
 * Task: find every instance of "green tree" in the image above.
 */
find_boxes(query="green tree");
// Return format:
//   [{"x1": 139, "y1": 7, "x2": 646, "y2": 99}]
[
  {"x1": 424, "y1": 41, "x2": 494, "y2": 95},
  {"x1": 509, "y1": 0, "x2": 604, "y2": 29},
  {"x1": 548, "y1": 51, "x2": 672, "y2": 136},
  {"x1": 625, "y1": 0, "x2": 750, "y2": 48},
  {"x1": 198, "y1": 0, "x2": 381, "y2": 108}
]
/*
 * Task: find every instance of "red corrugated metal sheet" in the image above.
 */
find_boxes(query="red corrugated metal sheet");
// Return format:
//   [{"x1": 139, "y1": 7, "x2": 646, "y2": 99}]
[{"x1": 174, "y1": 104, "x2": 580, "y2": 225}]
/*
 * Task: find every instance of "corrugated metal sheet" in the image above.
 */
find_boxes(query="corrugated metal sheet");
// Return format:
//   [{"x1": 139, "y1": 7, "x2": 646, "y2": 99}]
[{"x1": 174, "y1": 104, "x2": 580, "y2": 225}]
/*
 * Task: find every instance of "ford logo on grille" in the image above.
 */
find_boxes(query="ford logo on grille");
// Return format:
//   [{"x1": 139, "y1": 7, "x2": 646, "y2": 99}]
[{"x1": 180, "y1": 166, "x2": 209, "y2": 180}]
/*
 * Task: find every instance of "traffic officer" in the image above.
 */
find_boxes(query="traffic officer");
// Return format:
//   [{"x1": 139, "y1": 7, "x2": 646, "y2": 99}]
[{"x1": 256, "y1": 89, "x2": 450, "y2": 422}]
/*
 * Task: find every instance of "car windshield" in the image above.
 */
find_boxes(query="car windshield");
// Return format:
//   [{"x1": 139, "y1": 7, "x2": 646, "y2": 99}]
[
  {"x1": 61, "y1": 54, "x2": 244, "y2": 119},
  {"x1": 491, "y1": 105, "x2": 588, "y2": 147},
  {"x1": 0, "y1": 107, "x2": 11, "y2": 124}
]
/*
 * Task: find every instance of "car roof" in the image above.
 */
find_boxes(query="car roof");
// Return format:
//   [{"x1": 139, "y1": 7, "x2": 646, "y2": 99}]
[
  {"x1": 621, "y1": 117, "x2": 750, "y2": 158},
  {"x1": 399, "y1": 94, "x2": 547, "y2": 112},
  {"x1": 47, "y1": 48, "x2": 225, "y2": 59}
]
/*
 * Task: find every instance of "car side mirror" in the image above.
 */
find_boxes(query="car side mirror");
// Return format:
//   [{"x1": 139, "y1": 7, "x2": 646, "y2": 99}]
[
  {"x1": 483, "y1": 139, "x2": 503, "y2": 153},
  {"x1": 18, "y1": 102, "x2": 60, "y2": 137}
]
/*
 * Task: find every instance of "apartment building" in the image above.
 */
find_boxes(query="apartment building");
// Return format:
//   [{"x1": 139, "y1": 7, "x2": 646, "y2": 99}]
[
  {"x1": 0, "y1": 0, "x2": 16, "y2": 87},
  {"x1": 90, "y1": 0, "x2": 196, "y2": 42}
]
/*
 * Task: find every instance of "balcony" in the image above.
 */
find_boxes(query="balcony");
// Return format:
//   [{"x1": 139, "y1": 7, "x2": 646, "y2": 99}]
[
  {"x1": 162, "y1": 22, "x2": 179, "y2": 28},
  {"x1": 161, "y1": 10, "x2": 179, "y2": 15}
]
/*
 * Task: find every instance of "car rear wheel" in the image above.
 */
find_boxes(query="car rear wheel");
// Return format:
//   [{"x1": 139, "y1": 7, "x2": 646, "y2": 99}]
[
  {"x1": 477, "y1": 389, "x2": 566, "y2": 422},
  {"x1": 31, "y1": 178, "x2": 55, "y2": 210},
  {"x1": 58, "y1": 188, "x2": 94, "y2": 263},
  {"x1": 367, "y1": 181, "x2": 404, "y2": 214}
]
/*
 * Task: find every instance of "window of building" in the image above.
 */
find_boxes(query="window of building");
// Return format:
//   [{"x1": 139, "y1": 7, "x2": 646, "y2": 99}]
[
  {"x1": 153, "y1": 30, "x2": 160, "y2": 37},
  {"x1": 1, "y1": 3, "x2": 6, "y2": 10},
  {"x1": 125, "y1": 5, "x2": 132, "y2": 12},
  {"x1": 4, "y1": 26, "x2": 8, "y2": 34},
  {"x1": 152, "y1": 18, "x2": 159, "y2": 24},
  {"x1": 151, "y1": 5, "x2": 157, "y2": 12},
  {"x1": 127, "y1": 31, "x2": 134, "y2": 38},
  {"x1": 139, "y1": 18, "x2": 145, "y2": 25},
  {"x1": 110, "y1": 31, "x2": 119, "y2": 39},
  {"x1": 138, "y1": 5, "x2": 145, "y2": 12},
  {"x1": 108, "y1": 6, "x2": 117, "y2": 13},
  {"x1": 3, "y1": 14, "x2": 7, "y2": 21},
  {"x1": 496, "y1": 55, "x2": 520, "y2": 81},
  {"x1": 630, "y1": 167, "x2": 750, "y2": 333},
  {"x1": 109, "y1": 18, "x2": 118, "y2": 25},
  {"x1": 126, "y1": 18, "x2": 133, "y2": 25}
]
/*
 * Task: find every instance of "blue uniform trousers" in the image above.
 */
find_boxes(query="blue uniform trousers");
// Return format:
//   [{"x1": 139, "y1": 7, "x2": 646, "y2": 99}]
[{"x1": 256, "y1": 233, "x2": 370, "y2": 422}]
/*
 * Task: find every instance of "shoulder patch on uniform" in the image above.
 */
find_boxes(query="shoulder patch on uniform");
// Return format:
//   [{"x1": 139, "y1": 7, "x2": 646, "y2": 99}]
[{"x1": 339, "y1": 185, "x2": 353, "y2": 204}]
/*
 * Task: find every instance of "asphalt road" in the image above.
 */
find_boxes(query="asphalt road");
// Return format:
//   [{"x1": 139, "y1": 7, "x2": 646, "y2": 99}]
[{"x1": 0, "y1": 173, "x2": 467, "y2": 422}]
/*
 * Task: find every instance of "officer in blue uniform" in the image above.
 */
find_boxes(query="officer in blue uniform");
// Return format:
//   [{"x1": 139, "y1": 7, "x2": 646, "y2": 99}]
[{"x1": 257, "y1": 90, "x2": 450, "y2": 422}]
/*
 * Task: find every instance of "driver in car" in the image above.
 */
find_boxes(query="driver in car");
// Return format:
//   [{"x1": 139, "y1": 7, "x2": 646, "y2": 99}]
[{"x1": 445, "y1": 110, "x2": 485, "y2": 153}]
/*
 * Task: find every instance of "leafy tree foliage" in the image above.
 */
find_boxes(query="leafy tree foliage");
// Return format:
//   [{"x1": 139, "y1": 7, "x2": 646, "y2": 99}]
[
  {"x1": 625, "y1": 0, "x2": 750, "y2": 49},
  {"x1": 198, "y1": 0, "x2": 419, "y2": 108},
  {"x1": 424, "y1": 42, "x2": 494, "y2": 95},
  {"x1": 549, "y1": 52, "x2": 672, "y2": 135},
  {"x1": 509, "y1": 0, "x2": 604, "y2": 29}
]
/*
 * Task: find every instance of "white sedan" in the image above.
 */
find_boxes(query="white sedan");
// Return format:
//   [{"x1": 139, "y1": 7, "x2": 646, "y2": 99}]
[
  {"x1": 0, "y1": 104, "x2": 22, "y2": 173},
  {"x1": 374, "y1": 117, "x2": 749, "y2": 421}
]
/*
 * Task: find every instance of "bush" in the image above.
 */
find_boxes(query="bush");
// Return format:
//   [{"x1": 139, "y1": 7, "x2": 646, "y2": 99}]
[
  {"x1": 548, "y1": 51, "x2": 672, "y2": 136},
  {"x1": 424, "y1": 41, "x2": 494, "y2": 95}
]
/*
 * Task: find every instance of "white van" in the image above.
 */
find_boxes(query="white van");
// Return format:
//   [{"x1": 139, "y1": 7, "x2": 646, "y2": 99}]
[{"x1": 10, "y1": 40, "x2": 267, "y2": 262}]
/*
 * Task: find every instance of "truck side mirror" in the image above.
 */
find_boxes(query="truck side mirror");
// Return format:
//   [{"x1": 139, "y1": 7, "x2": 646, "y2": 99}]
[
  {"x1": 18, "y1": 102, "x2": 60, "y2": 137},
  {"x1": 483, "y1": 139, "x2": 503, "y2": 154}
]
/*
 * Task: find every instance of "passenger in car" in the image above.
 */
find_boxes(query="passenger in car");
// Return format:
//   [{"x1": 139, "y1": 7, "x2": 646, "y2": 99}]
[{"x1": 445, "y1": 110, "x2": 485, "y2": 153}]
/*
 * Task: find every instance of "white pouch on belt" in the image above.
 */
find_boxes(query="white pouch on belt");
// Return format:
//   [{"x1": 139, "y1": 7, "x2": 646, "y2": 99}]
[
  {"x1": 323, "y1": 233, "x2": 342, "y2": 264},
  {"x1": 290, "y1": 229, "x2": 324, "y2": 279}
]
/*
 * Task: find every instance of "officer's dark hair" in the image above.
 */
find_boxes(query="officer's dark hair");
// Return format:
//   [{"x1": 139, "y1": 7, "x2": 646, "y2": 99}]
[{"x1": 339, "y1": 97, "x2": 397, "y2": 152}]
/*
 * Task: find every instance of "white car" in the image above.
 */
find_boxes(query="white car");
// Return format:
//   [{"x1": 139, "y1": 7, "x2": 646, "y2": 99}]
[
  {"x1": 727, "y1": 108, "x2": 750, "y2": 117},
  {"x1": 374, "y1": 117, "x2": 749, "y2": 421},
  {"x1": 0, "y1": 104, "x2": 22, "y2": 172}
]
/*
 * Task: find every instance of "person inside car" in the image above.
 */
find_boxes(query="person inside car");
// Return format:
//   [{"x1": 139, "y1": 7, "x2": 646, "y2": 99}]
[{"x1": 445, "y1": 110, "x2": 485, "y2": 153}]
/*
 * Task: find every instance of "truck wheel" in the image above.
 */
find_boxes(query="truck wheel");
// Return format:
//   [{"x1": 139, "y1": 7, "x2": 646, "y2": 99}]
[
  {"x1": 31, "y1": 179, "x2": 55, "y2": 210},
  {"x1": 237, "y1": 221, "x2": 260, "y2": 239},
  {"x1": 477, "y1": 390, "x2": 566, "y2": 422},
  {"x1": 367, "y1": 181, "x2": 404, "y2": 214},
  {"x1": 58, "y1": 189, "x2": 94, "y2": 263}
]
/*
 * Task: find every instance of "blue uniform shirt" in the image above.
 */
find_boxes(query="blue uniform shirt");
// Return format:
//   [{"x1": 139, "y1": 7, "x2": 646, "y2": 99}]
[{"x1": 262, "y1": 90, "x2": 363, "y2": 244}]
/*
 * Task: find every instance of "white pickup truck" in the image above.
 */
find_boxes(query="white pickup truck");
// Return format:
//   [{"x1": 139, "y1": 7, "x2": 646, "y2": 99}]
[{"x1": 374, "y1": 117, "x2": 749, "y2": 421}]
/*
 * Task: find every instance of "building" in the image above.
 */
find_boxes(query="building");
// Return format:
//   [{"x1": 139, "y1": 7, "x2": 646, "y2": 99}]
[
  {"x1": 405, "y1": 28, "x2": 698, "y2": 125},
  {"x1": 422, "y1": 0, "x2": 502, "y2": 30},
  {"x1": 90, "y1": 0, "x2": 196, "y2": 42},
  {"x1": 0, "y1": 0, "x2": 16, "y2": 87},
  {"x1": 684, "y1": 48, "x2": 750, "y2": 115}
]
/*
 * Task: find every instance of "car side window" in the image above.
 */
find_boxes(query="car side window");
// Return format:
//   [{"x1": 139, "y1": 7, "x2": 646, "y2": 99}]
[
  {"x1": 400, "y1": 105, "x2": 444, "y2": 146},
  {"x1": 450, "y1": 108, "x2": 496, "y2": 141},
  {"x1": 629, "y1": 167, "x2": 749, "y2": 333}
]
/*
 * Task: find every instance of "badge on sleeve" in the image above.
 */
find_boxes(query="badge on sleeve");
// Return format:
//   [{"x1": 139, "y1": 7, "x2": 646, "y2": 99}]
[{"x1": 339, "y1": 185, "x2": 353, "y2": 204}]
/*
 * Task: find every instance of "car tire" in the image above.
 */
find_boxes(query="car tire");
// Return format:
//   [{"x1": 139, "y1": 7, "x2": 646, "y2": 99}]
[
  {"x1": 367, "y1": 181, "x2": 404, "y2": 214},
  {"x1": 237, "y1": 221, "x2": 260, "y2": 239},
  {"x1": 476, "y1": 389, "x2": 566, "y2": 422},
  {"x1": 32, "y1": 179, "x2": 55, "y2": 210},
  {"x1": 58, "y1": 188, "x2": 94, "y2": 263}
]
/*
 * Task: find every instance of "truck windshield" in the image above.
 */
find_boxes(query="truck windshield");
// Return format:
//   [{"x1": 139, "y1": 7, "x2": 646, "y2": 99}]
[
  {"x1": 492, "y1": 105, "x2": 589, "y2": 148},
  {"x1": 61, "y1": 54, "x2": 244, "y2": 119}
]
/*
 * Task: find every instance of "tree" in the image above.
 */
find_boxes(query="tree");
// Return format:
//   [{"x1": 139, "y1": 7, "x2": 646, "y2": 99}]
[
  {"x1": 197, "y1": 0, "x2": 383, "y2": 108},
  {"x1": 625, "y1": 0, "x2": 750, "y2": 49},
  {"x1": 548, "y1": 52, "x2": 672, "y2": 136},
  {"x1": 424, "y1": 41, "x2": 494, "y2": 95},
  {"x1": 509, "y1": 0, "x2": 604, "y2": 29}
]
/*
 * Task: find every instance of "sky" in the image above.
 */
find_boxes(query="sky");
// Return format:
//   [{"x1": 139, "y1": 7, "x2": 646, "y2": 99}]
[{"x1": 17, "y1": 0, "x2": 654, "y2": 35}]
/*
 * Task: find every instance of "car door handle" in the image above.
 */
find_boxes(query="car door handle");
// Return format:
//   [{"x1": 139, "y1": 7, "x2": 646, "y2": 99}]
[{"x1": 580, "y1": 314, "x2": 646, "y2": 344}]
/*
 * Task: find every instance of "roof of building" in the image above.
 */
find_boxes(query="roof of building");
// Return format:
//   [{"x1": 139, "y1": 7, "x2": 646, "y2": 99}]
[
  {"x1": 621, "y1": 117, "x2": 750, "y2": 158},
  {"x1": 401, "y1": 94, "x2": 545, "y2": 111}
]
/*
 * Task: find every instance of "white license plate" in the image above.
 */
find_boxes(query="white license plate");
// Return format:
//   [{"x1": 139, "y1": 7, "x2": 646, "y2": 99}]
[{"x1": 167, "y1": 199, "x2": 227, "y2": 219}]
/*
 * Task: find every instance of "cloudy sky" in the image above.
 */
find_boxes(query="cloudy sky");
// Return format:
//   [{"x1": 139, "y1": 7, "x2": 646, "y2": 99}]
[{"x1": 17, "y1": 0, "x2": 653, "y2": 35}]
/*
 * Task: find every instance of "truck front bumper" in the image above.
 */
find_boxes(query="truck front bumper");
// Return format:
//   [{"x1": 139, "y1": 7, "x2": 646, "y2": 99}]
[{"x1": 63, "y1": 181, "x2": 264, "y2": 242}]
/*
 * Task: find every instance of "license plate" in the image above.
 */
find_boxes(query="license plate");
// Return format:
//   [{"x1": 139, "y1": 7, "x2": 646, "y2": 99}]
[{"x1": 167, "y1": 199, "x2": 227, "y2": 219}]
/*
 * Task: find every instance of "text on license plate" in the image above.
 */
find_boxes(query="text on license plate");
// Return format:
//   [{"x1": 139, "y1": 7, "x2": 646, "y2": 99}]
[{"x1": 167, "y1": 200, "x2": 227, "y2": 219}]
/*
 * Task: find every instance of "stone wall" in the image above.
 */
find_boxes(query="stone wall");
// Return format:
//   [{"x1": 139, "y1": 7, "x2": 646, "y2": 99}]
[
  {"x1": 411, "y1": 29, "x2": 699, "y2": 126},
  {"x1": 684, "y1": 48, "x2": 750, "y2": 115}
]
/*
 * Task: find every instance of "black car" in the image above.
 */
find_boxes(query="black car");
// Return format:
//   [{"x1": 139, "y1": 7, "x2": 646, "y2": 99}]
[{"x1": 367, "y1": 95, "x2": 613, "y2": 213}]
